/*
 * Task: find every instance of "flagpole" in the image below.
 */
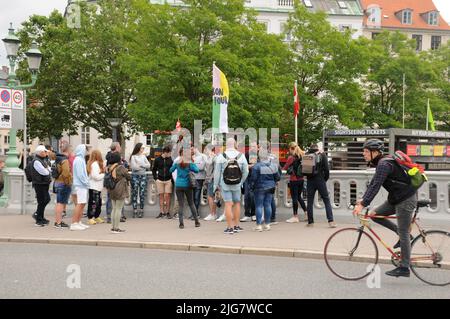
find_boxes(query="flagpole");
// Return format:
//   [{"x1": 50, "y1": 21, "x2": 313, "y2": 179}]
[
  {"x1": 402, "y1": 73, "x2": 405, "y2": 129},
  {"x1": 426, "y1": 98, "x2": 430, "y2": 131}
]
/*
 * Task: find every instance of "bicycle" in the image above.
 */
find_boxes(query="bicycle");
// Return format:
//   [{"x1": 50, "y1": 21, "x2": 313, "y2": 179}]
[{"x1": 324, "y1": 200, "x2": 450, "y2": 286}]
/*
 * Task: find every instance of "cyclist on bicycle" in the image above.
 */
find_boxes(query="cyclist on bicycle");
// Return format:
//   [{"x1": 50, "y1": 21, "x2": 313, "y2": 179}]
[{"x1": 353, "y1": 139, "x2": 417, "y2": 278}]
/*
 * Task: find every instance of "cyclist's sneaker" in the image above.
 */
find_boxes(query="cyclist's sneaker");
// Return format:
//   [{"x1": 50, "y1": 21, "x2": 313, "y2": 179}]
[
  {"x1": 224, "y1": 228, "x2": 234, "y2": 235},
  {"x1": 393, "y1": 235, "x2": 414, "y2": 249},
  {"x1": 385, "y1": 267, "x2": 410, "y2": 278}
]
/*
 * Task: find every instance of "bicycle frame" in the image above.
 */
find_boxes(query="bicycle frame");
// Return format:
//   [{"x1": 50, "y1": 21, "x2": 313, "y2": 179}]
[{"x1": 353, "y1": 208, "x2": 439, "y2": 264}]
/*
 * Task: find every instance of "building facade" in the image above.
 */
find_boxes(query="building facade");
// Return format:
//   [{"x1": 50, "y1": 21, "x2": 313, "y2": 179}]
[{"x1": 361, "y1": 0, "x2": 450, "y2": 51}]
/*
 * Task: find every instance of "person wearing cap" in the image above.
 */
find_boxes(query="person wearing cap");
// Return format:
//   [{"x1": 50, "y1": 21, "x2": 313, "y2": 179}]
[
  {"x1": 353, "y1": 139, "x2": 417, "y2": 278},
  {"x1": 30, "y1": 145, "x2": 52, "y2": 227}
]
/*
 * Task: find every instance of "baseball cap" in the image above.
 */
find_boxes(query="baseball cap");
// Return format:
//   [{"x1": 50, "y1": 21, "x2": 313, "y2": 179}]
[{"x1": 35, "y1": 145, "x2": 48, "y2": 154}]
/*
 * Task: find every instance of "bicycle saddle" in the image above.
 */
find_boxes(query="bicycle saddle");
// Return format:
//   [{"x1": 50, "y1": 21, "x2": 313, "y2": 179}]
[{"x1": 417, "y1": 199, "x2": 431, "y2": 208}]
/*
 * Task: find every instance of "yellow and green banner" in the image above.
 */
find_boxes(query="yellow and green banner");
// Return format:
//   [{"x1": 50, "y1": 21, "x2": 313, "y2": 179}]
[
  {"x1": 426, "y1": 102, "x2": 436, "y2": 131},
  {"x1": 212, "y1": 64, "x2": 229, "y2": 134}
]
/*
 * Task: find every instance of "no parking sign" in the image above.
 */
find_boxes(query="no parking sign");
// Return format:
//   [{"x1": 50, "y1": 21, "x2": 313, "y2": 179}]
[{"x1": 0, "y1": 88, "x2": 11, "y2": 108}]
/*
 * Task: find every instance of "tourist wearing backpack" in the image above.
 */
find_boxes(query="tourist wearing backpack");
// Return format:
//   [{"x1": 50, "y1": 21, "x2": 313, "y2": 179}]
[
  {"x1": 249, "y1": 148, "x2": 281, "y2": 232},
  {"x1": 353, "y1": 139, "x2": 419, "y2": 278},
  {"x1": 87, "y1": 150, "x2": 105, "y2": 225},
  {"x1": 304, "y1": 144, "x2": 336, "y2": 228},
  {"x1": 29, "y1": 145, "x2": 52, "y2": 227},
  {"x1": 53, "y1": 140, "x2": 72, "y2": 229},
  {"x1": 213, "y1": 138, "x2": 249, "y2": 235},
  {"x1": 130, "y1": 143, "x2": 151, "y2": 218},
  {"x1": 106, "y1": 152, "x2": 131, "y2": 233},
  {"x1": 169, "y1": 149, "x2": 201, "y2": 229},
  {"x1": 282, "y1": 142, "x2": 307, "y2": 223}
]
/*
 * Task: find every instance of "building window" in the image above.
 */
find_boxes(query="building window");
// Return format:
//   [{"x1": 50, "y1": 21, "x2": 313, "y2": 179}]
[
  {"x1": 81, "y1": 126, "x2": 91, "y2": 145},
  {"x1": 3, "y1": 135, "x2": 10, "y2": 144},
  {"x1": 371, "y1": 32, "x2": 380, "y2": 39},
  {"x1": 281, "y1": 22, "x2": 292, "y2": 41},
  {"x1": 431, "y1": 36, "x2": 441, "y2": 50},
  {"x1": 402, "y1": 10, "x2": 412, "y2": 24},
  {"x1": 428, "y1": 11, "x2": 438, "y2": 26},
  {"x1": 258, "y1": 21, "x2": 269, "y2": 33},
  {"x1": 412, "y1": 34, "x2": 422, "y2": 51},
  {"x1": 337, "y1": 1, "x2": 347, "y2": 9},
  {"x1": 303, "y1": 0, "x2": 313, "y2": 8}
]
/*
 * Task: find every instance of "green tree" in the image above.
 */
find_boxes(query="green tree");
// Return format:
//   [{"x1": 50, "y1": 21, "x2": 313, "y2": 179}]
[
  {"x1": 283, "y1": 2, "x2": 369, "y2": 146},
  {"x1": 123, "y1": 0, "x2": 292, "y2": 135},
  {"x1": 362, "y1": 31, "x2": 447, "y2": 130}
]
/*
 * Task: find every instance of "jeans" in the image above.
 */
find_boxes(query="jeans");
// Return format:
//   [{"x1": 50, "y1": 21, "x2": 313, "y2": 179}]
[
  {"x1": 243, "y1": 180, "x2": 255, "y2": 217},
  {"x1": 271, "y1": 197, "x2": 276, "y2": 222},
  {"x1": 131, "y1": 174, "x2": 148, "y2": 210},
  {"x1": 193, "y1": 179, "x2": 205, "y2": 215},
  {"x1": 176, "y1": 187, "x2": 199, "y2": 225},
  {"x1": 111, "y1": 199, "x2": 125, "y2": 229},
  {"x1": 373, "y1": 194, "x2": 417, "y2": 268},
  {"x1": 289, "y1": 180, "x2": 307, "y2": 215},
  {"x1": 254, "y1": 190, "x2": 274, "y2": 225},
  {"x1": 306, "y1": 177, "x2": 334, "y2": 224},
  {"x1": 87, "y1": 189, "x2": 102, "y2": 219},
  {"x1": 34, "y1": 184, "x2": 51, "y2": 222}
]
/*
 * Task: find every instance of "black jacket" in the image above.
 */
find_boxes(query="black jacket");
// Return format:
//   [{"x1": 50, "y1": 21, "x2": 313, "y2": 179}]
[
  {"x1": 152, "y1": 156, "x2": 173, "y2": 181},
  {"x1": 31, "y1": 156, "x2": 52, "y2": 185}
]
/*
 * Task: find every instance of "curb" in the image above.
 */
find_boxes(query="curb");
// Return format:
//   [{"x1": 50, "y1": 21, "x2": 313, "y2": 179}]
[{"x1": 0, "y1": 236, "x2": 395, "y2": 264}]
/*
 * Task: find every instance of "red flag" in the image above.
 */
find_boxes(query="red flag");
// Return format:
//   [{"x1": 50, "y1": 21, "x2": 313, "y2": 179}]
[
  {"x1": 176, "y1": 119, "x2": 181, "y2": 131},
  {"x1": 294, "y1": 82, "x2": 299, "y2": 117}
]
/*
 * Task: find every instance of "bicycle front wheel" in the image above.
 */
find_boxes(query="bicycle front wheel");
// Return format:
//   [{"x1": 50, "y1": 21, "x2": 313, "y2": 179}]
[
  {"x1": 410, "y1": 230, "x2": 450, "y2": 286},
  {"x1": 324, "y1": 228, "x2": 379, "y2": 281}
]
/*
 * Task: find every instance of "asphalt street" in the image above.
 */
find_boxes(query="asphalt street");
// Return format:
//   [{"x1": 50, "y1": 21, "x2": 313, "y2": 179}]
[{"x1": 0, "y1": 243, "x2": 448, "y2": 299}]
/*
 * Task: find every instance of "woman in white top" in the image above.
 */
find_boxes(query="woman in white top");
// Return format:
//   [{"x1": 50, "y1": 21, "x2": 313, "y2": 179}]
[
  {"x1": 87, "y1": 150, "x2": 106, "y2": 225},
  {"x1": 130, "y1": 143, "x2": 151, "y2": 218}
]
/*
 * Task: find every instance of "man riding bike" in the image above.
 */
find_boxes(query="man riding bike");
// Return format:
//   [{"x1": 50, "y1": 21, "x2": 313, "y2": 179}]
[{"x1": 353, "y1": 139, "x2": 417, "y2": 278}]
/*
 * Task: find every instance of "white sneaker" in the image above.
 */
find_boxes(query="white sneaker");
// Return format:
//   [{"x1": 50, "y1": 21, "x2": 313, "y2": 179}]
[
  {"x1": 240, "y1": 216, "x2": 252, "y2": 222},
  {"x1": 263, "y1": 224, "x2": 271, "y2": 231},
  {"x1": 286, "y1": 216, "x2": 300, "y2": 223},
  {"x1": 270, "y1": 221, "x2": 278, "y2": 226},
  {"x1": 254, "y1": 225, "x2": 263, "y2": 232},
  {"x1": 251, "y1": 216, "x2": 257, "y2": 221},
  {"x1": 204, "y1": 214, "x2": 216, "y2": 221},
  {"x1": 77, "y1": 222, "x2": 90, "y2": 229},
  {"x1": 216, "y1": 214, "x2": 226, "y2": 222},
  {"x1": 70, "y1": 223, "x2": 86, "y2": 231}
]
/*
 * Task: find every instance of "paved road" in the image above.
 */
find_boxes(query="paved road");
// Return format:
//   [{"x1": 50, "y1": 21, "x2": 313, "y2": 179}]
[{"x1": 0, "y1": 243, "x2": 448, "y2": 299}]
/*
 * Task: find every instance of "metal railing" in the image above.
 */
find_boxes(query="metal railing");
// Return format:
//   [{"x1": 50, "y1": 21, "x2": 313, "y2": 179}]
[{"x1": 24, "y1": 170, "x2": 450, "y2": 219}]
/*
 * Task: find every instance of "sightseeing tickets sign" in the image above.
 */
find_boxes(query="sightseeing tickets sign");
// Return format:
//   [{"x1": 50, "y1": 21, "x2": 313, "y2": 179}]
[{"x1": 212, "y1": 64, "x2": 229, "y2": 134}]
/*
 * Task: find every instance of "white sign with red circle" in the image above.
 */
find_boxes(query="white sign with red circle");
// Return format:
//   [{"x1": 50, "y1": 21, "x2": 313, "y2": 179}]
[
  {"x1": 0, "y1": 88, "x2": 11, "y2": 109},
  {"x1": 12, "y1": 89, "x2": 24, "y2": 109}
]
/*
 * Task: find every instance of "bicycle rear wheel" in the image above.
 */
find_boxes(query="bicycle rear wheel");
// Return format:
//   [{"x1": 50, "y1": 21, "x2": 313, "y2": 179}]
[
  {"x1": 410, "y1": 230, "x2": 450, "y2": 286},
  {"x1": 324, "y1": 228, "x2": 379, "y2": 281}
]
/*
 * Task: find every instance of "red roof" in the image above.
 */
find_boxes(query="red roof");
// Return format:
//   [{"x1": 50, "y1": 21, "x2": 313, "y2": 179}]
[{"x1": 361, "y1": 0, "x2": 450, "y2": 31}]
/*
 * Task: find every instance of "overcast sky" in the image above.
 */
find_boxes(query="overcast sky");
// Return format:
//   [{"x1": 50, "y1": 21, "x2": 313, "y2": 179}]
[{"x1": 1, "y1": 0, "x2": 450, "y2": 67}]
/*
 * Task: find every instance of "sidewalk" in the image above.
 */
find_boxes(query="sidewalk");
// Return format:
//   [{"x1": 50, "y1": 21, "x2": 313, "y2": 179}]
[{"x1": 1, "y1": 214, "x2": 449, "y2": 263}]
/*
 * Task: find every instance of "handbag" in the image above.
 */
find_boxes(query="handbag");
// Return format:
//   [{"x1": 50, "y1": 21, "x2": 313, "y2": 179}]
[{"x1": 188, "y1": 171, "x2": 197, "y2": 189}]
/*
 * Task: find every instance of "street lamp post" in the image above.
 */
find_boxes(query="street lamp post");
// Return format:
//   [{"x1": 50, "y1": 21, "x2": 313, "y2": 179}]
[
  {"x1": 107, "y1": 118, "x2": 122, "y2": 142},
  {"x1": 0, "y1": 23, "x2": 42, "y2": 210}
]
